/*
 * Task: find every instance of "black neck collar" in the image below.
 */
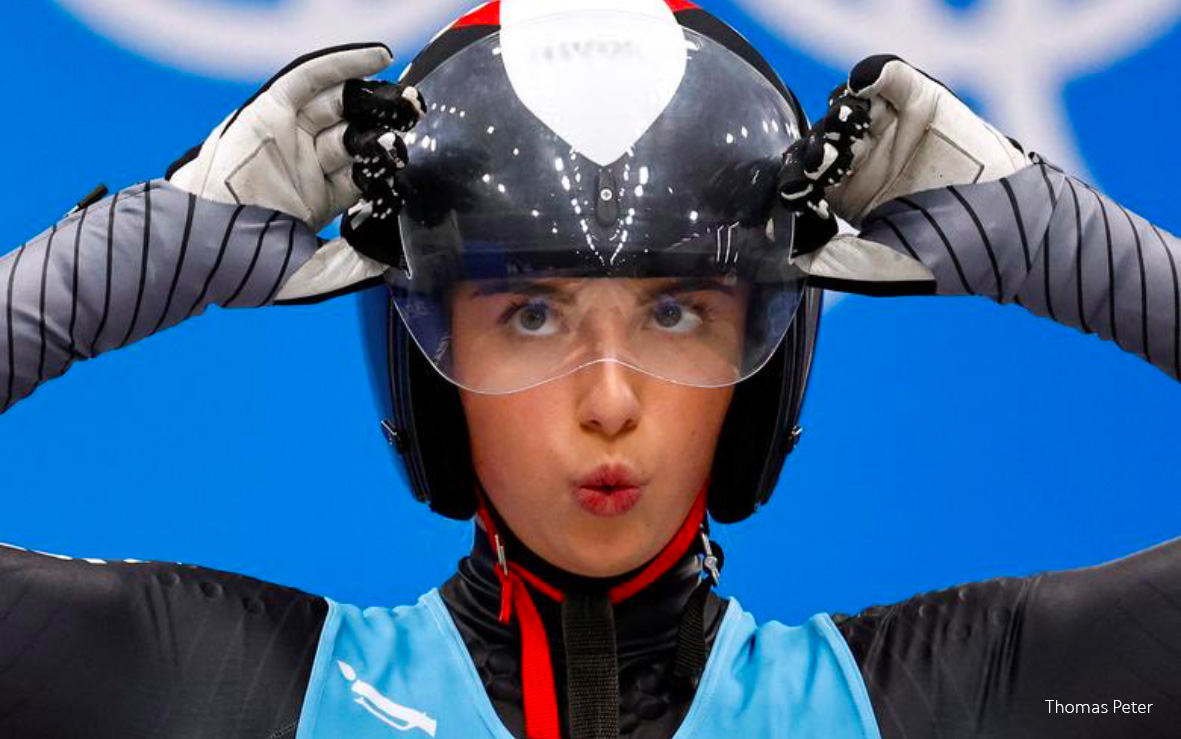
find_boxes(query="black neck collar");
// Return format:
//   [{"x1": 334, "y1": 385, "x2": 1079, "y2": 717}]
[{"x1": 439, "y1": 520, "x2": 727, "y2": 739}]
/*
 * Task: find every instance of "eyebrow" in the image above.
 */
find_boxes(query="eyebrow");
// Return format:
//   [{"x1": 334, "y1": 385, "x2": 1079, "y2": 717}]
[
  {"x1": 644, "y1": 277, "x2": 737, "y2": 299},
  {"x1": 468, "y1": 277, "x2": 736, "y2": 300},
  {"x1": 468, "y1": 280, "x2": 573, "y2": 302}
]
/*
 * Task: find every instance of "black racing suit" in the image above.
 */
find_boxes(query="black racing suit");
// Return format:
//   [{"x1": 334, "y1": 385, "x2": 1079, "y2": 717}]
[
  {"x1": 1, "y1": 161, "x2": 1180, "y2": 738},
  {"x1": 2, "y1": 528, "x2": 1180, "y2": 738}
]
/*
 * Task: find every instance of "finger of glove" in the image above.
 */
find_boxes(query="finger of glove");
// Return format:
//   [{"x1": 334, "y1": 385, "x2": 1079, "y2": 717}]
[
  {"x1": 347, "y1": 126, "x2": 408, "y2": 164},
  {"x1": 826, "y1": 82, "x2": 851, "y2": 107},
  {"x1": 794, "y1": 233, "x2": 937, "y2": 295},
  {"x1": 845, "y1": 59, "x2": 933, "y2": 170},
  {"x1": 359, "y1": 185, "x2": 404, "y2": 222},
  {"x1": 342, "y1": 197, "x2": 405, "y2": 266},
  {"x1": 315, "y1": 121, "x2": 352, "y2": 175},
  {"x1": 778, "y1": 136, "x2": 836, "y2": 220},
  {"x1": 327, "y1": 165, "x2": 363, "y2": 216},
  {"x1": 819, "y1": 94, "x2": 871, "y2": 134},
  {"x1": 346, "y1": 124, "x2": 405, "y2": 202},
  {"x1": 298, "y1": 82, "x2": 346, "y2": 133},
  {"x1": 272, "y1": 236, "x2": 388, "y2": 303},
  {"x1": 349, "y1": 158, "x2": 405, "y2": 220},
  {"x1": 777, "y1": 144, "x2": 816, "y2": 200},
  {"x1": 847, "y1": 54, "x2": 905, "y2": 95},
  {"x1": 790, "y1": 95, "x2": 867, "y2": 187},
  {"x1": 851, "y1": 58, "x2": 921, "y2": 115},
  {"x1": 780, "y1": 136, "x2": 832, "y2": 189},
  {"x1": 816, "y1": 95, "x2": 871, "y2": 160},
  {"x1": 849, "y1": 55, "x2": 958, "y2": 118},
  {"x1": 343, "y1": 79, "x2": 426, "y2": 131},
  {"x1": 352, "y1": 167, "x2": 404, "y2": 218},
  {"x1": 270, "y1": 43, "x2": 392, "y2": 111}
]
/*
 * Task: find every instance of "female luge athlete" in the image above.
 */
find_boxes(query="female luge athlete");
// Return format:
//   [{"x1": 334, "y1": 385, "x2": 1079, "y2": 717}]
[{"x1": 1, "y1": 2, "x2": 1179, "y2": 738}]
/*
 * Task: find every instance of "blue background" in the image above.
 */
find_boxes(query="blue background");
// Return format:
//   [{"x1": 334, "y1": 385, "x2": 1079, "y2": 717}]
[{"x1": 1, "y1": 0, "x2": 1179, "y2": 624}]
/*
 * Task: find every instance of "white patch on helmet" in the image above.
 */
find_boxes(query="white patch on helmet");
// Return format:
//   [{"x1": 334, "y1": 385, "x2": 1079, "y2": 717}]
[{"x1": 500, "y1": 0, "x2": 687, "y2": 167}]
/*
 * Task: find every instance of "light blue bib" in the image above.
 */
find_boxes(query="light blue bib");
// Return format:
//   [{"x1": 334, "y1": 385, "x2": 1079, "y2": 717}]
[{"x1": 295, "y1": 590, "x2": 881, "y2": 739}]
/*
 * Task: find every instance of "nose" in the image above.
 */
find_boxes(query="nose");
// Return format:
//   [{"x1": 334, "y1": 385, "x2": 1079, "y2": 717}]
[{"x1": 575, "y1": 360, "x2": 643, "y2": 440}]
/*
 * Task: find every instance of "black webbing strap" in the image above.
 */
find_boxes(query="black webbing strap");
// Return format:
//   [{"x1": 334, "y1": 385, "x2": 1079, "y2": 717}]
[
  {"x1": 562, "y1": 592, "x2": 620, "y2": 739},
  {"x1": 672, "y1": 535, "x2": 725, "y2": 694},
  {"x1": 672, "y1": 580, "x2": 711, "y2": 691}
]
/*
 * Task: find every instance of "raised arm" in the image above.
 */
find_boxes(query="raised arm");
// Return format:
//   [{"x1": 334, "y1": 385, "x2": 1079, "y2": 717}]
[
  {"x1": 0, "y1": 182, "x2": 317, "y2": 411},
  {"x1": 864, "y1": 159, "x2": 1181, "y2": 379},
  {"x1": 779, "y1": 54, "x2": 1181, "y2": 737},
  {"x1": 0, "y1": 42, "x2": 427, "y2": 738},
  {"x1": 0, "y1": 43, "x2": 423, "y2": 412},
  {"x1": 779, "y1": 55, "x2": 1180, "y2": 380}
]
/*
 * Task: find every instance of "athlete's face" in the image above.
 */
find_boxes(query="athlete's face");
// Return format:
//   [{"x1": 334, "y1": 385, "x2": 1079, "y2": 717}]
[
  {"x1": 459, "y1": 369, "x2": 731, "y2": 577},
  {"x1": 454, "y1": 278, "x2": 734, "y2": 578}
]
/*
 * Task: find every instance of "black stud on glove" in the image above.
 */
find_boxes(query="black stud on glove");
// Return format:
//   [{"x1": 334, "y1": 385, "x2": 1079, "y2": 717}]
[
  {"x1": 339, "y1": 80, "x2": 425, "y2": 267},
  {"x1": 347, "y1": 127, "x2": 409, "y2": 195},
  {"x1": 777, "y1": 86, "x2": 871, "y2": 221}
]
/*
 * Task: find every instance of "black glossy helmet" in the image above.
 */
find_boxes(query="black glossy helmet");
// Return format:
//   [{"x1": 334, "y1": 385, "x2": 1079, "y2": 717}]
[{"x1": 361, "y1": 0, "x2": 826, "y2": 523}]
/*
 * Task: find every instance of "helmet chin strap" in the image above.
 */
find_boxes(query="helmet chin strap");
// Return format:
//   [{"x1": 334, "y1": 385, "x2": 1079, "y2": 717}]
[{"x1": 473, "y1": 485, "x2": 720, "y2": 739}]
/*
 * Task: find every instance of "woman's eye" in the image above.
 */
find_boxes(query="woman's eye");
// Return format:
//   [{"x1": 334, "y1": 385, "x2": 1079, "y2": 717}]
[
  {"x1": 652, "y1": 298, "x2": 703, "y2": 334},
  {"x1": 508, "y1": 300, "x2": 558, "y2": 336}
]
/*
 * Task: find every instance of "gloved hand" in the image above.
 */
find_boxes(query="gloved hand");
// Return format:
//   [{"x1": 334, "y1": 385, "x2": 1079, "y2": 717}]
[
  {"x1": 779, "y1": 55, "x2": 1031, "y2": 295},
  {"x1": 167, "y1": 43, "x2": 426, "y2": 301}
]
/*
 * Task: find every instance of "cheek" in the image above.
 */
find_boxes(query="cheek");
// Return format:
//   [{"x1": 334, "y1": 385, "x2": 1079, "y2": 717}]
[
  {"x1": 639, "y1": 386, "x2": 732, "y2": 526},
  {"x1": 460, "y1": 390, "x2": 567, "y2": 497},
  {"x1": 650, "y1": 387, "x2": 732, "y2": 466}
]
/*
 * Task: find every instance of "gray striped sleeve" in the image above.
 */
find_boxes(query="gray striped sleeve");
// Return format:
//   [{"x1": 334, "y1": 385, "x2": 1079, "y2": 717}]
[
  {"x1": 0, "y1": 180, "x2": 320, "y2": 412},
  {"x1": 863, "y1": 161, "x2": 1181, "y2": 380}
]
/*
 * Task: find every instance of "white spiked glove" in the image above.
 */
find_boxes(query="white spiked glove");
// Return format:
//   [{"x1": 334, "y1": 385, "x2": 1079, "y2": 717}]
[
  {"x1": 779, "y1": 55, "x2": 1032, "y2": 293},
  {"x1": 167, "y1": 43, "x2": 426, "y2": 301}
]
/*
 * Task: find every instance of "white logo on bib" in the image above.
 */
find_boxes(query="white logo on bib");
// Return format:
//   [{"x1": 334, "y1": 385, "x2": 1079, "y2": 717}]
[{"x1": 337, "y1": 660, "x2": 438, "y2": 737}]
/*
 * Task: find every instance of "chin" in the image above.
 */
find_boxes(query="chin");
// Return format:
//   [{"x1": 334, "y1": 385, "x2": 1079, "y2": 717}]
[
  {"x1": 561, "y1": 554, "x2": 642, "y2": 579},
  {"x1": 562, "y1": 502, "x2": 692, "y2": 577},
  {"x1": 556, "y1": 529, "x2": 655, "y2": 578}
]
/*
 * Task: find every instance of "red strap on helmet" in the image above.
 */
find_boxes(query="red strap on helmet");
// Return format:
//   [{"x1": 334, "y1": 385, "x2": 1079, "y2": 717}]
[{"x1": 474, "y1": 488, "x2": 707, "y2": 739}]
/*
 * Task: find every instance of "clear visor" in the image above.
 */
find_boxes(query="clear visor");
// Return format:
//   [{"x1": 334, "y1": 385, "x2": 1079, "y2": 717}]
[
  {"x1": 444, "y1": 274, "x2": 795, "y2": 393},
  {"x1": 390, "y1": 20, "x2": 806, "y2": 394}
]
